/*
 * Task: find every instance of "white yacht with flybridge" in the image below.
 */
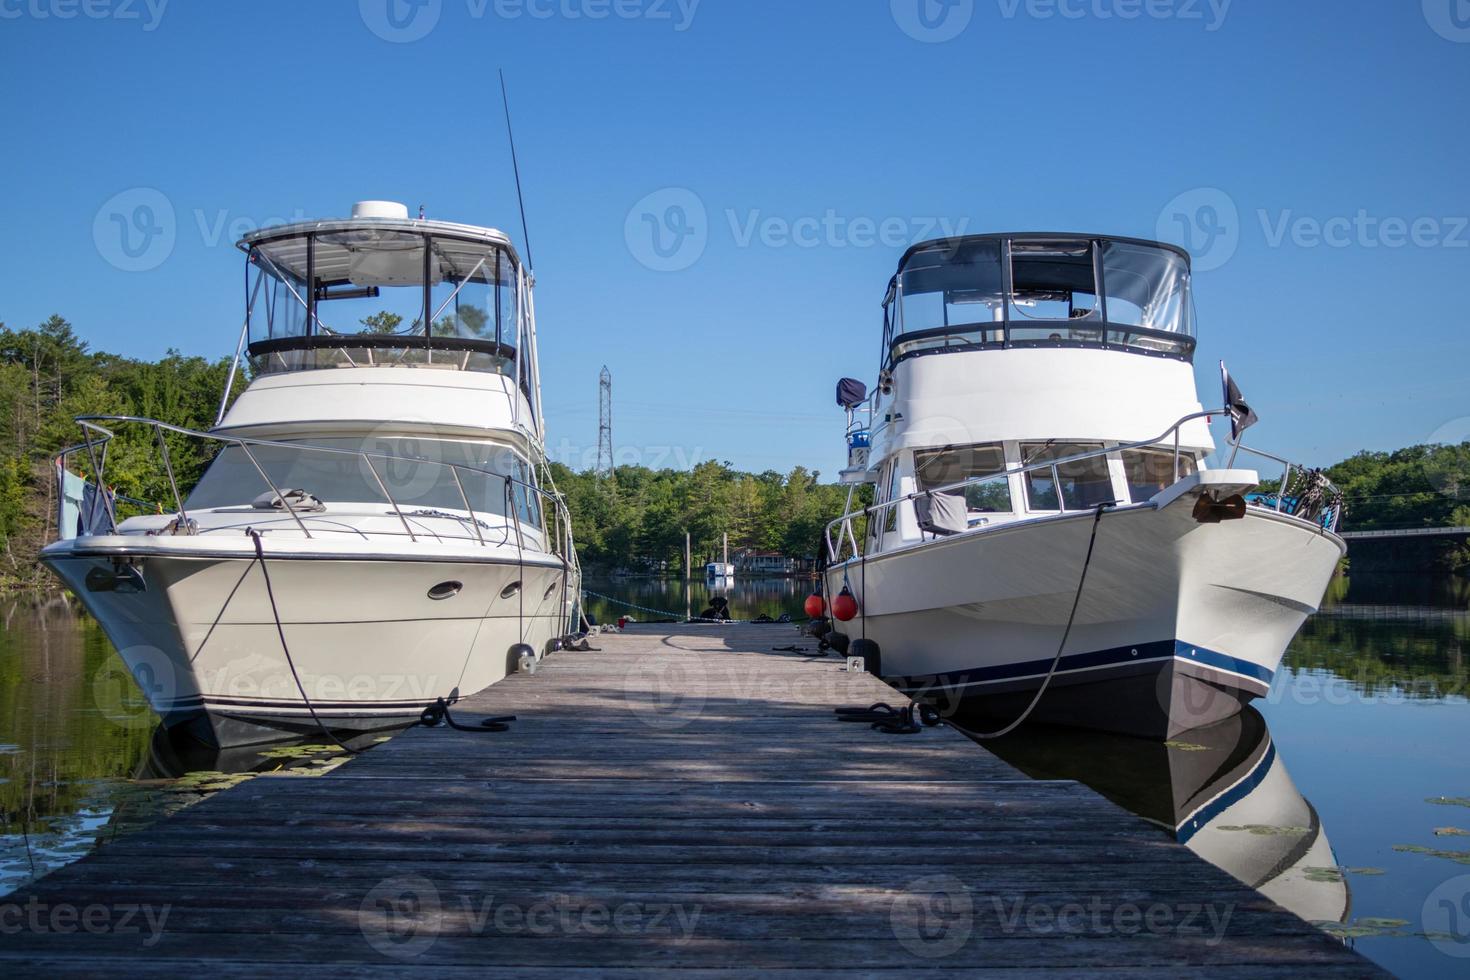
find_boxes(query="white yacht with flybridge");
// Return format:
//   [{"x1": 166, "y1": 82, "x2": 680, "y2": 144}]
[
  {"x1": 823, "y1": 233, "x2": 1344, "y2": 738},
  {"x1": 43, "y1": 201, "x2": 582, "y2": 748}
]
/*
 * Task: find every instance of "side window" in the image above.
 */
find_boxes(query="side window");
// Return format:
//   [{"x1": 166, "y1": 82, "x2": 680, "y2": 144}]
[
  {"x1": 1021, "y1": 442, "x2": 1113, "y2": 511},
  {"x1": 1121, "y1": 449, "x2": 1196, "y2": 503},
  {"x1": 884, "y1": 461, "x2": 900, "y2": 533},
  {"x1": 914, "y1": 444, "x2": 1012, "y2": 513},
  {"x1": 509, "y1": 458, "x2": 542, "y2": 529}
]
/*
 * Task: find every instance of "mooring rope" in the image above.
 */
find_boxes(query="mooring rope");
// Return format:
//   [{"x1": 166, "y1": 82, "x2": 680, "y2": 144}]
[
  {"x1": 965, "y1": 502, "x2": 1111, "y2": 740},
  {"x1": 580, "y1": 588, "x2": 762, "y2": 624}
]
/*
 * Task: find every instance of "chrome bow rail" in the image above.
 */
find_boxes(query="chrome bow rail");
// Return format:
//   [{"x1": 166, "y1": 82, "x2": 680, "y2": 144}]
[
  {"x1": 824, "y1": 409, "x2": 1343, "y2": 563},
  {"x1": 55, "y1": 415, "x2": 579, "y2": 569}
]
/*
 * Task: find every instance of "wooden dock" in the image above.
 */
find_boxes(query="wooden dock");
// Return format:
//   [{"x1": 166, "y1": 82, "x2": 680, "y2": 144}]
[{"x1": 0, "y1": 624, "x2": 1382, "y2": 976}]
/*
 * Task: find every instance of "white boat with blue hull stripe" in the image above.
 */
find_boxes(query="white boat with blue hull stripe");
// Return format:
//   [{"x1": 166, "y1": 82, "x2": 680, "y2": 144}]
[{"x1": 824, "y1": 233, "x2": 1344, "y2": 738}]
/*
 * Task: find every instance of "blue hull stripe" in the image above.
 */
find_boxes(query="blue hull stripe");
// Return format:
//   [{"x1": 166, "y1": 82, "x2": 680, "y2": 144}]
[
  {"x1": 1175, "y1": 739, "x2": 1277, "y2": 844},
  {"x1": 896, "y1": 639, "x2": 1274, "y2": 692}
]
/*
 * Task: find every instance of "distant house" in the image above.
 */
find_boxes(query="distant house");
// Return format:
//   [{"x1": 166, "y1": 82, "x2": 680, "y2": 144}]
[{"x1": 736, "y1": 551, "x2": 799, "y2": 576}]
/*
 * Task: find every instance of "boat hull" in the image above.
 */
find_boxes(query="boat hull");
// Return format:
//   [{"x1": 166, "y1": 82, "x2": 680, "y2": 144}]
[
  {"x1": 826, "y1": 504, "x2": 1343, "y2": 738},
  {"x1": 44, "y1": 538, "x2": 574, "y2": 747}
]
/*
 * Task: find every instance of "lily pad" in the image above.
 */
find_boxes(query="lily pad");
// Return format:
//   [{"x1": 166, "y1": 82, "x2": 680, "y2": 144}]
[
  {"x1": 1163, "y1": 740, "x2": 1211, "y2": 752},
  {"x1": 1220, "y1": 824, "x2": 1310, "y2": 836},
  {"x1": 1345, "y1": 867, "x2": 1385, "y2": 876},
  {"x1": 1356, "y1": 917, "x2": 1410, "y2": 929},
  {"x1": 1392, "y1": 844, "x2": 1470, "y2": 865},
  {"x1": 1303, "y1": 867, "x2": 1345, "y2": 883}
]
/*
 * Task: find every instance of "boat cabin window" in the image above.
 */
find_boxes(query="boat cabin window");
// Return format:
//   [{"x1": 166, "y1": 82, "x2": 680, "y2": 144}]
[
  {"x1": 891, "y1": 239, "x2": 1006, "y2": 360},
  {"x1": 1021, "y1": 442, "x2": 1114, "y2": 511},
  {"x1": 1006, "y1": 240, "x2": 1102, "y2": 344},
  {"x1": 1099, "y1": 242, "x2": 1194, "y2": 354},
  {"x1": 914, "y1": 443, "x2": 1012, "y2": 514},
  {"x1": 885, "y1": 235, "x2": 1196, "y2": 364},
  {"x1": 185, "y1": 437, "x2": 539, "y2": 524},
  {"x1": 245, "y1": 230, "x2": 520, "y2": 378},
  {"x1": 1121, "y1": 448, "x2": 1197, "y2": 502}
]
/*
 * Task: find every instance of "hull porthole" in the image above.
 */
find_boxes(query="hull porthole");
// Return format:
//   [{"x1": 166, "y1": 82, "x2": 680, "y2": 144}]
[
  {"x1": 500, "y1": 581, "x2": 523, "y2": 599},
  {"x1": 428, "y1": 581, "x2": 463, "y2": 601}
]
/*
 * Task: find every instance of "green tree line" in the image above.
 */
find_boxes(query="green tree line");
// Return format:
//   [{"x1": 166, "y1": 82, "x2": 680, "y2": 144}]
[
  {"x1": 0, "y1": 314, "x2": 1466, "y2": 589},
  {"x1": 550, "y1": 461, "x2": 859, "y2": 573}
]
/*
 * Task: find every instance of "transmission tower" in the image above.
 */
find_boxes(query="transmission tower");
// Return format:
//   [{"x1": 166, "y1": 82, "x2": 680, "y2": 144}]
[{"x1": 597, "y1": 366, "x2": 613, "y2": 477}]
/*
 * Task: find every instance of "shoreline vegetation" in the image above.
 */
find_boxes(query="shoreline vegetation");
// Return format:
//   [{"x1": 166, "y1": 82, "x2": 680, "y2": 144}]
[{"x1": 1, "y1": 316, "x2": 1467, "y2": 592}]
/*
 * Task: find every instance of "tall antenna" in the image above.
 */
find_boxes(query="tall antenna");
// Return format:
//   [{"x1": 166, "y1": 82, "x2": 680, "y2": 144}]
[
  {"x1": 499, "y1": 69, "x2": 534, "y2": 273},
  {"x1": 597, "y1": 366, "x2": 614, "y2": 478}
]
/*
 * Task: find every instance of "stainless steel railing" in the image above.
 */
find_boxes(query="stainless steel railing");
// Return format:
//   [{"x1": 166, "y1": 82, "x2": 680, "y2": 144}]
[
  {"x1": 824, "y1": 409, "x2": 1342, "y2": 562},
  {"x1": 55, "y1": 415, "x2": 578, "y2": 565}
]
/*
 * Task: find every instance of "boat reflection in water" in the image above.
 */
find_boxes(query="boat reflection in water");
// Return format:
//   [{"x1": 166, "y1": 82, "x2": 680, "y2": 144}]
[
  {"x1": 972, "y1": 708, "x2": 1350, "y2": 927},
  {"x1": 134, "y1": 719, "x2": 396, "y2": 780}
]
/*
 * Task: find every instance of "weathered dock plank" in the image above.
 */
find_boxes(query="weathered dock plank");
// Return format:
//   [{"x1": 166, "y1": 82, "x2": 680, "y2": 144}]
[{"x1": 0, "y1": 624, "x2": 1382, "y2": 975}]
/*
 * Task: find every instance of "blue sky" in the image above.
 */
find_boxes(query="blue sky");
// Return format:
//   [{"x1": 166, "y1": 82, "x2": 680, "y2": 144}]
[{"x1": 2, "y1": 1, "x2": 1467, "y2": 477}]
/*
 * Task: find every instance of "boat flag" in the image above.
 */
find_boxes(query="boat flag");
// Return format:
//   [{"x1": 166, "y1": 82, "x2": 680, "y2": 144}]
[{"x1": 1220, "y1": 361, "x2": 1258, "y2": 441}]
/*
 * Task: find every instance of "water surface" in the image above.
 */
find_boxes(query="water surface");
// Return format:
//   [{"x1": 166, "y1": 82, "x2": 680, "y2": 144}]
[{"x1": 1, "y1": 575, "x2": 1467, "y2": 976}]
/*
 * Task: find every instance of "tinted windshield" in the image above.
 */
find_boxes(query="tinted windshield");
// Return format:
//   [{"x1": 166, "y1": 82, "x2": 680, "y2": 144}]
[
  {"x1": 246, "y1": 230, "x2": 520, "y2": 376},
  {"x1": 888, "y1": 236, "x2": 1194, "y2": 362}
]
